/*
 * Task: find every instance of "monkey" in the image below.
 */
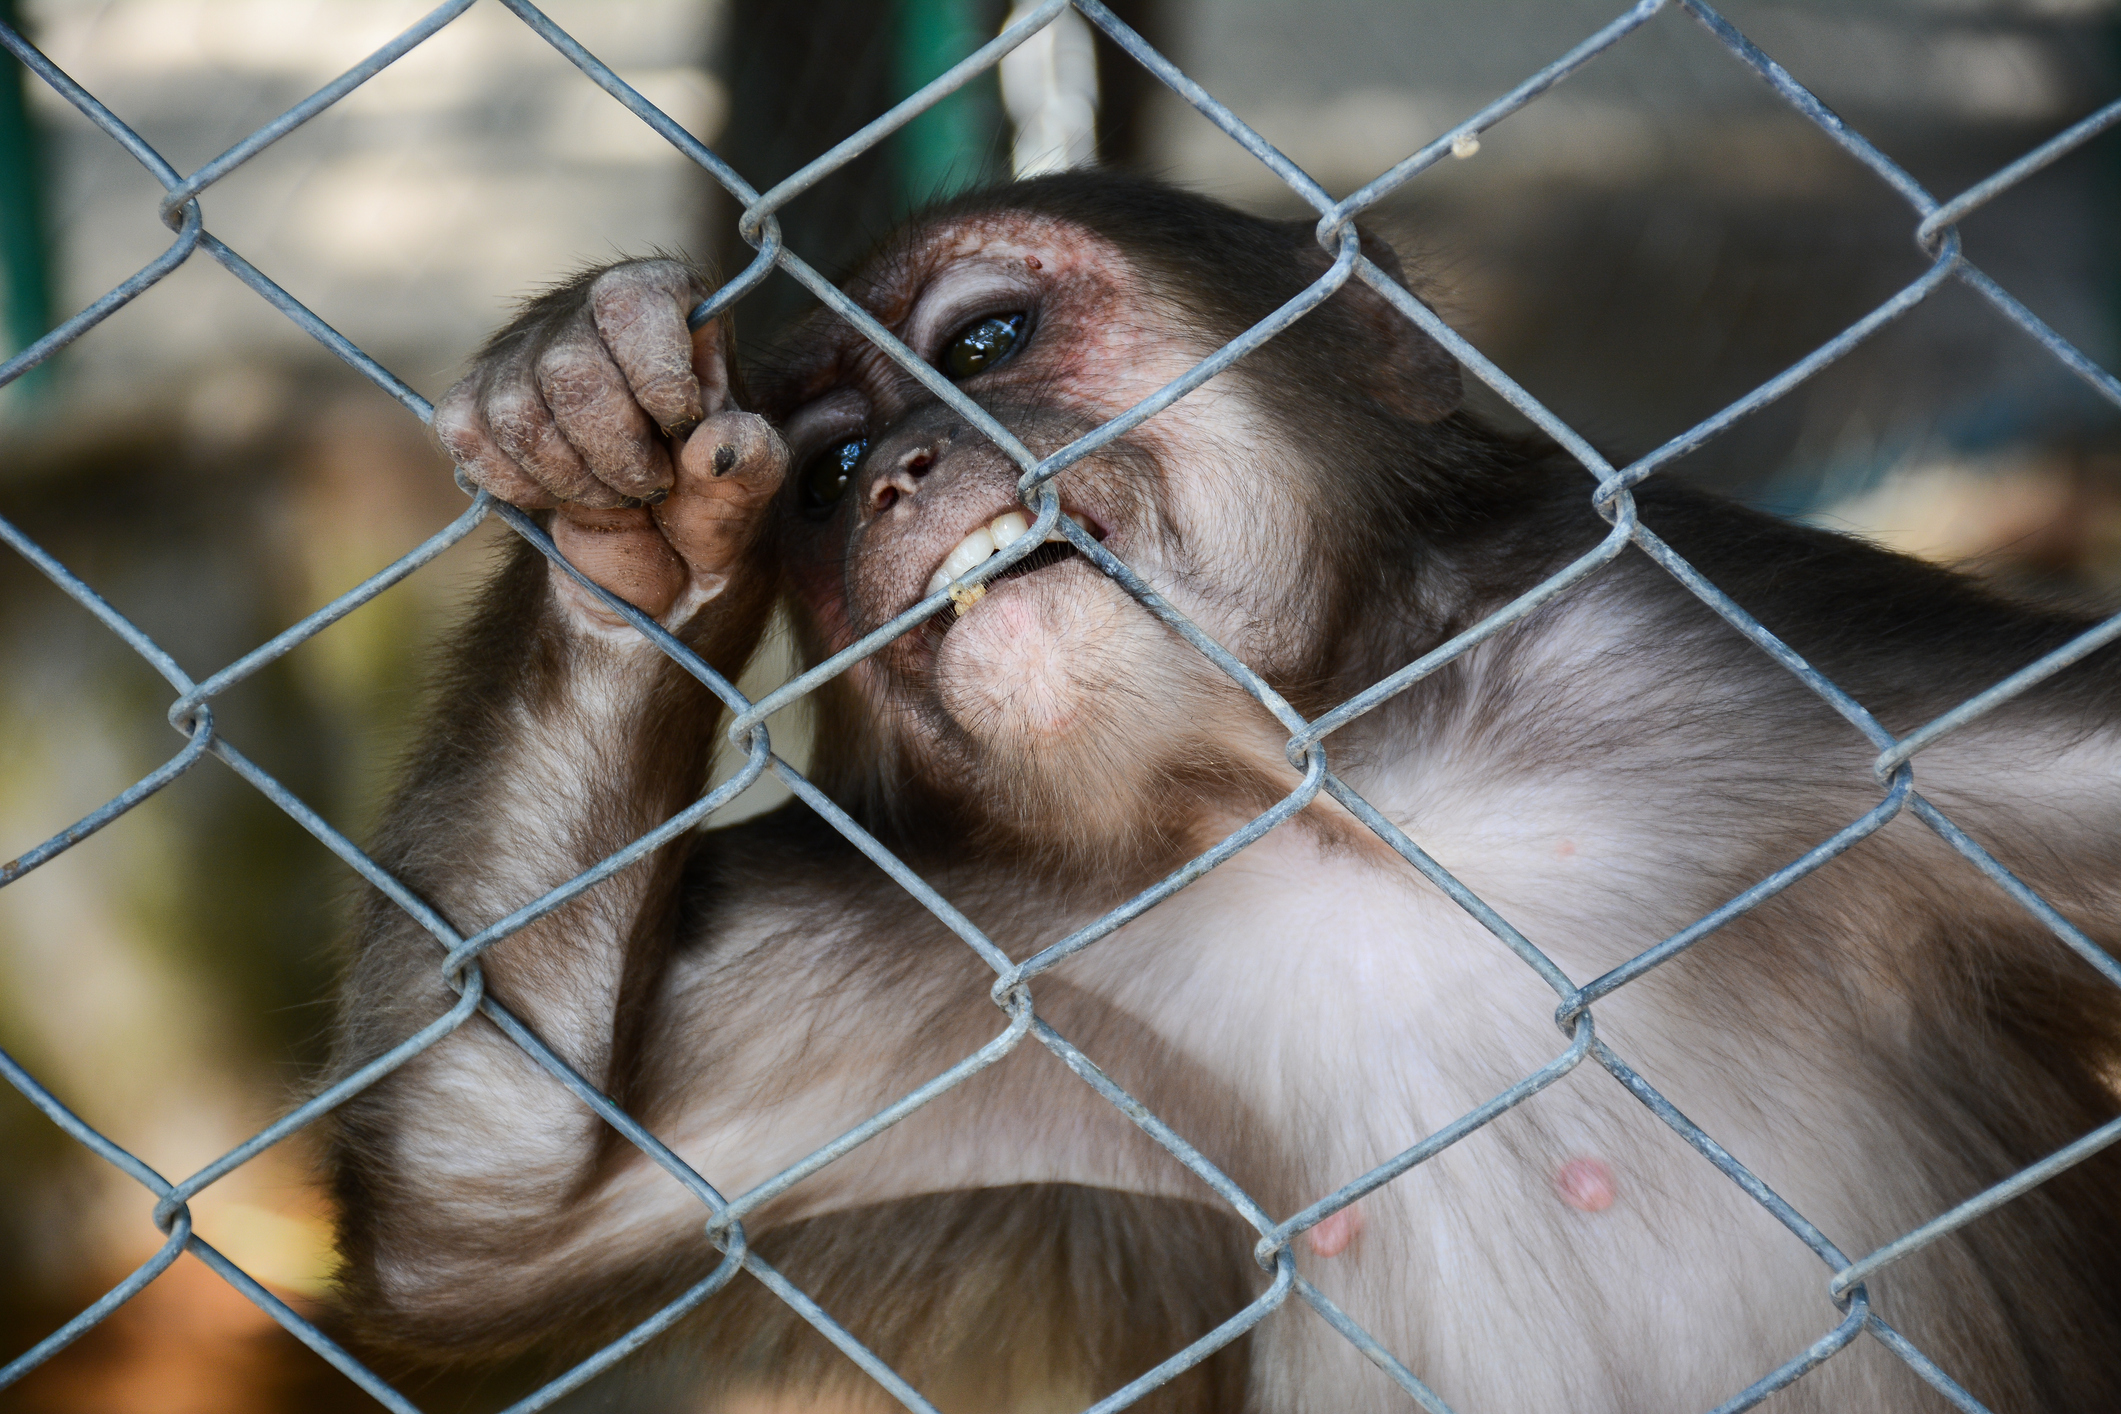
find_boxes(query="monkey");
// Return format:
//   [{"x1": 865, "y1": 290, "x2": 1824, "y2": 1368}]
[{"x1": 328, "y1": 173, "x2": 2121, "y2": 1413}]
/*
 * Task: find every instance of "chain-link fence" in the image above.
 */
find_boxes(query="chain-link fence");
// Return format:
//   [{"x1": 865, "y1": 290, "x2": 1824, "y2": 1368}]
[{"x1": 3, "y1": 1, "x2": 2121, "y2": 1410}]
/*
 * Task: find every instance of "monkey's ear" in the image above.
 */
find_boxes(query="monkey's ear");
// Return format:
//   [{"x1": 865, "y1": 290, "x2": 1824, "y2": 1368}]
[{"x1": 1339, "y1": 229, "x2": 1464, "y2": 424}]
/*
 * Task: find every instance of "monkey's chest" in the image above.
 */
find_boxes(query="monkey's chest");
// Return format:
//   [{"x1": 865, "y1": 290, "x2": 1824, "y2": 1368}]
[{"x1": 1062, "y1": 843, "x2": 1879, "y2": 1406}]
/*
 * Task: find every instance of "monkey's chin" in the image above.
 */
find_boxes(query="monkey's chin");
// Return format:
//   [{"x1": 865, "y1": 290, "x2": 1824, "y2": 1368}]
[{"x1": 930, "y1": 568, "x2": 1144, "y2": 752}]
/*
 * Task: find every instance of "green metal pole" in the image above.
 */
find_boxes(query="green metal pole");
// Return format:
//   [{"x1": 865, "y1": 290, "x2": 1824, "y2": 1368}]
[
  {"x1": 0, "y1": 0, "x2": 52, "y2": 399},
  {"x1": 893, "y1": 0, "x2": 1003, "y2": 213},
  {"x1": 2108, "y1": 19, "x2": 2120, "y2": 384}
]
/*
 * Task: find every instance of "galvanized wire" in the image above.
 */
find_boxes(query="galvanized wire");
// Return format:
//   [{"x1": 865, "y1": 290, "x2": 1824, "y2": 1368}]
[{"x1": 2, "y1": 3, "x2": 2119, "y2": 1412}]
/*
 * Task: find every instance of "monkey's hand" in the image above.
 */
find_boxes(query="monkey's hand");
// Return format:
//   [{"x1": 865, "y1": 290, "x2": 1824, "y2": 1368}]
[{"x1": 433, "y1": 259, "x2": 788, "y2": 634}]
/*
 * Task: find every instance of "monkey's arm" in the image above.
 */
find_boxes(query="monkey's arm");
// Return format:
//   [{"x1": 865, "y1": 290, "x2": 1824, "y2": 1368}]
[
  {"x1": 329, "y1": 264, "x2": 797, "y2": 1352},
  {"x1": 330, "y1": 488, "x2": 803, "y2": 1347}
]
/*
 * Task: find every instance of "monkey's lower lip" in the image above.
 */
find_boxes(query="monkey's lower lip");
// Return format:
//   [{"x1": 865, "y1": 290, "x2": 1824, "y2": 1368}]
[{"x1": 988, "y1": 539, "x2": 1080, "y2": 584}]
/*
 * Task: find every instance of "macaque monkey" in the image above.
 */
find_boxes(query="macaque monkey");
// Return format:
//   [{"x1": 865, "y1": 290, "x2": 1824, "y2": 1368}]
[{"x1": 330, "y1": 174, "x2": 2121, "y2": 1413}]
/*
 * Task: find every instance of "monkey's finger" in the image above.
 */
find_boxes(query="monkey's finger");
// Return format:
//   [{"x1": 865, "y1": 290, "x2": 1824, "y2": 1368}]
[
  {"x1": 536, "y1": 317, "x2": 675, "y2": 501},
  {"x1": 654, "y1": 411, "x2": 788, "y2": 590},
  {"x1": 551, "y1": 505, "x2": 687, "y2": 625},
  {"x1": 434, "y1": 376, "x2": 560, "y2": 509},
  {"x1": 588, "y1": 261, "x2": 722, "y2": 433},
  {"x1": 483, "y1": 341, "x2": 627, "y2": 510}
]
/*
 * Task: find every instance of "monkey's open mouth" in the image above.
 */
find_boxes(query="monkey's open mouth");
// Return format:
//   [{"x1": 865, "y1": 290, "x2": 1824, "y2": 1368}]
[
  {"x1": 925, "y1": 508, "x2": 1098, "y2": 614},
  {"x1": 923, "y1": 509, "x2": 1097, "y2": 635}
]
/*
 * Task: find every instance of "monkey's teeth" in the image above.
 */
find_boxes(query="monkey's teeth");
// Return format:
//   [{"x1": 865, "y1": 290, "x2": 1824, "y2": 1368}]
[
  {"x1": 990, "y1": 510, "x2": 1031, "y2": 548},
  {"x1": 927, "y1": 510, "x2": 1094, "y2": 598},
  {"x1": 931, "y1": 527, "x2": 997, "y2": 596}
]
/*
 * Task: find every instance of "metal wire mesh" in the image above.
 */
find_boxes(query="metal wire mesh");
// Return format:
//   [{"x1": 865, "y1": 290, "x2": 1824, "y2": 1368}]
[{"x1": 3, "y1": 2, "x2": 2121, "y2": 1410}]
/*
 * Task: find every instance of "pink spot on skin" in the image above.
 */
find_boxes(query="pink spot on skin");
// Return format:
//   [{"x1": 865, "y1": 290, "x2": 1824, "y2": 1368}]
[
  {"x1": 1556, "y1": 1157, "x2": 1617, "y2": 1213},
  {"x1": 1555, "y1": 838, "x2": 1577, "y2": 858},
  {"x1": 1307, "y1": 1203, "x2": 1365, "y2": 1258}
]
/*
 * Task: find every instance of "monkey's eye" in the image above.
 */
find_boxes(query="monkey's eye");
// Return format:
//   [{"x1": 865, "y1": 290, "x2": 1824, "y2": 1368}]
[
  {"x1": 941, "y1": 313, "x2": 1026, "y2": 380},
  {"x1": 801, "y1": 436, "x2": 868, "y2": 517}
]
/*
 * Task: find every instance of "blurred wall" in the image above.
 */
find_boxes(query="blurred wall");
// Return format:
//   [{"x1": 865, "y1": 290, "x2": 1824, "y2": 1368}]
[
  {"x1": 1, "y1": 4, "x2": 725, "y2": 1409},
  {"x1": 1147, "y1": 1, "x2": 2121, "y2": 533}
]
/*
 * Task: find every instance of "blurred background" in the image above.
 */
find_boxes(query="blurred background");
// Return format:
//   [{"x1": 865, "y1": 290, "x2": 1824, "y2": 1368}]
[{"x1": 0, "y1": 1, "x2": 2115, "y2": 1409}]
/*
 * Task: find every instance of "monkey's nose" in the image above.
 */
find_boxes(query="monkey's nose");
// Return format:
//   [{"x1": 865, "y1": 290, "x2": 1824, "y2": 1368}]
[{"x1": 868, "y1": 447, "x2": 937, "y2": 515}]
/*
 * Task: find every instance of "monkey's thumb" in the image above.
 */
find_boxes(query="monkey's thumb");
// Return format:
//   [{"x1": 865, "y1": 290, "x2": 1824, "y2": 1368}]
[{"x1": 655, "y1": 410, "x2": 789, "y2": 587}]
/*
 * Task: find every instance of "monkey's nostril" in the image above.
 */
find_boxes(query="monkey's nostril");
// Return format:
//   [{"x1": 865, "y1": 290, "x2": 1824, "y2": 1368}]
[
  {"x1": 876, "y1": 486, "x2": 898, "y2": 512},
  {"x1": 907, "y1": 453, "x2": 934, "y2": 478}
]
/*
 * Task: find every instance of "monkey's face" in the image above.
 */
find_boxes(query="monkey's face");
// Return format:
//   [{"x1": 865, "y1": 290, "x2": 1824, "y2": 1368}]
[{"x1": 757, "y1": 212, "x2": 1323, "y2": 842}]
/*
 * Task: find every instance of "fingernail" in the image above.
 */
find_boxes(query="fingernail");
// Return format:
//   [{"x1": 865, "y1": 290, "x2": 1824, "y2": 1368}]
[
  {"x1": 617, "y1": 495, "x2": 645, "y2": 509},
  {"x1": 643, "y1": 486, "x2": 670, "y2": 506},
  {"x1": 664, "y1": 414, "x2": 704, "y2": 442},
  {"x1": 713, "y1": 444, "x2": 737, "y2": 476}
]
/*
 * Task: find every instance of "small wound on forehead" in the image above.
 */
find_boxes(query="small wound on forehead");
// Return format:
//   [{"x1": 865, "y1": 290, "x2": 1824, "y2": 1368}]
[
  {"x1": 1555, "y1": 1157, "x2": 1616, "y2": 1213},
  {"x1": 1307, "y1": 1203, "x2": 1364, "y2": 1258}
]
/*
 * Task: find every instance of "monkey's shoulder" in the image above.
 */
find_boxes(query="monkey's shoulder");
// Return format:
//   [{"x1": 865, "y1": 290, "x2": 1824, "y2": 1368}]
[{"x1": 1600, "y1": 481, "x2": 2121, "y2": 729}]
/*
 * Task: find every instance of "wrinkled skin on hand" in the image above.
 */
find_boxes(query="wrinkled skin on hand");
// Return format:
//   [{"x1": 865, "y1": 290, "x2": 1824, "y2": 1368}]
[{"x1": 433, "y1": 259, "x2": 788, "y2": 630}]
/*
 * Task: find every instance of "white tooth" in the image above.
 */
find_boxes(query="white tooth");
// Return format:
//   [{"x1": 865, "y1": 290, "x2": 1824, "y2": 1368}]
[
  {"x1": 989, "y1": 510, "x2": 1030, "y2": 547},
  {"x1": 1066, "y1": 511, "x2": 1090, "y2": 530},
  {"x1": 945, "y1": 527, "x2": 997, "y2": 578},
  {"x1": 927, "y1": 526, "x2": 997, "y2": 596}
]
